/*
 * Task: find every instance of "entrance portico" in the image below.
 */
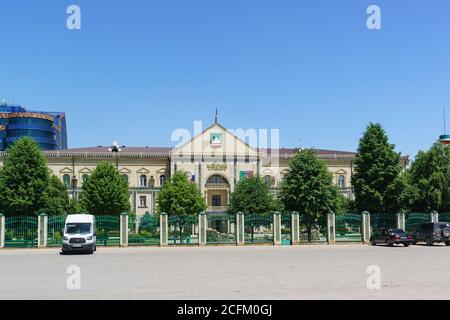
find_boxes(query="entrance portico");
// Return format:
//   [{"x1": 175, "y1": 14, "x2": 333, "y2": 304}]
[{"x1": 204, "y1": 175, "x2": 230, "y2": 213}]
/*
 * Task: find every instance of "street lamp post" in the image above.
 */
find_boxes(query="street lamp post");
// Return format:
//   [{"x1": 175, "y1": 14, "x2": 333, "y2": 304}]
[
  {"x1": 108, "y1": 141, "x2": 122, "y2": 170},
  {"x1": 71, "y1": 157, "x2": 78, "y2": 200}
]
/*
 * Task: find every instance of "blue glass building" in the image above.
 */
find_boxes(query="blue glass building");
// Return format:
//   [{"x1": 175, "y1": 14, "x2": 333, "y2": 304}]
[{"x1": 0, "y1": 102, "x2": 68, "y2": 151}]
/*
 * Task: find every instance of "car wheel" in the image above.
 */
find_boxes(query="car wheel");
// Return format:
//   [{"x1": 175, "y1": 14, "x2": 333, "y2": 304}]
[
  {"x1": 403, "y1": 243, "x2": 410, "y2": 247},
  {"x1": 371, "y1": 239, "x2": 376, "y2": 246},
  {"x1": 445, "y1": 241, "x2": 450, "y2": 247},
  {"x1": 388, "y1": 241, "x2": 394, "y2": 247},
  {"x1": 426, "y1": 238, "x2": 433, "y2": 246}
]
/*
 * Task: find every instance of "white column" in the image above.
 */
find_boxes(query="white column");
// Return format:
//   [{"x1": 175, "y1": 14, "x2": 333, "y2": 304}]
[
  {"x1": 0, "y1": 214, "x2": 5, "y2": 248},
  {"x1": 38, "y1": 213, "x2": 48, "y2": 248},
  {"x1": 120, "y1": 212, "x2": 128, "y2": 247}
]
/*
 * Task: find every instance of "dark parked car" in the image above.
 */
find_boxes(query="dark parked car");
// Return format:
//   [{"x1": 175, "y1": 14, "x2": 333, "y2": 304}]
[
  {"x1": 413, "y1": 222, "x2": 450, "y2": 246},
  {"x1": 370, "y1": 228, "x2": 413, "y2": 247}
]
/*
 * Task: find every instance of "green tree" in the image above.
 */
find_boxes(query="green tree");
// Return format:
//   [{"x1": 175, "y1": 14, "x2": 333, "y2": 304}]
[
  {"x1": 279, "y1": 149, "x2": 340, "y2": 242},
  {"x1": 42, "y1": 175, "x2": 70, "y2": 216},
  {"x1": 79, "y1": 161, "x2": 130, "y2": 215},
  {"x1": 409, "y1": 143, "x2": 450, "y2": 212},
  {"x1": 352, "y1": 123, "x2": 403, "y2": 213},
  {"x1": 0, "y1": 137, "x2": 50, "y2": 216},
  {"x1": 156, "y1": 171, "x2": 206, "y2": 243},
  {"x1": 228, "y1": 175, "x2": 279, "y2": 215},
  {"x1": 228, "y1": 175, "x2": 280, "y2": 243}
]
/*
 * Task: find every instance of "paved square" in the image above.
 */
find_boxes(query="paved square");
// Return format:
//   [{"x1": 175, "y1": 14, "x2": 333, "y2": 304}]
[{"x1": 1, "y1": 244, "x2": 450, "y2": 300}]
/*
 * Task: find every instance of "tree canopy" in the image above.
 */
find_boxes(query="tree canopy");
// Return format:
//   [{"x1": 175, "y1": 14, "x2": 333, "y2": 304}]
[
  {"x1": 0, "y1": 137, "x2": 51, "y2": 216},
  {"x1": 156, "y1": 171, "x2": 206, "y2": 216},
  {"x1": 409, "y1": 143, "x2": 450, "y2": 212},
  {"x1": 352, "y1": 123, "x2": 403, "y2": 213},
  {"x1": 228, "y1": 175, "x2": 279, "y2": 215},
  {"x1": 279, "y1": 149, "x2": 340, "y2": 232},
  {"x1": 79, "y1": 161, "x2": 130, "y2": 215},
  {"x1": 42, "y1": 175, "x2": 70, "y2": 216}
]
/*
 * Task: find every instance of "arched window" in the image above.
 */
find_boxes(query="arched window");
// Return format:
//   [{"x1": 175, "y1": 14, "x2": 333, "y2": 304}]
[
  {"x1": 63, "y1": 174, "x2": 71, "y2": 188},
  {"x1": 140, "y1": 175, "x2": 147, "y2": 188},
  {"x1": 206, "y1": 175, "x2": 229, "y2": 185},
  {"x1": 264, "y1": 175, "x2": 272, "y2": 186},
  {"x1": 122, "y1": 174, "x2": 129, "y2": 185},
  {"x1": 82, "y1": 174, "x2": 89, "y2": 184},
  {"x1": 338, "y1": 175, "x2": 346, "y2": 188},
  {"x1": 160, "y1": 175, "x2": 166, "y2": 186}
]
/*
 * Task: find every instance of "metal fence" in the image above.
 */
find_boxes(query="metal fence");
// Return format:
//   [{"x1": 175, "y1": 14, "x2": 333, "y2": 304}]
[
  {"x1": 96, "y1": 215, "x2": 120, "y2": 246},
  {"x1": 47, "y1": 215, "x2": 66, "y2": 247},
  {"x1": 440, "y1": 212, "x2": 450, "y2": 222},
  {"x1": 5, "y1": 216, "x2": 38, "y2": 248},
  {"x1": 128, "y1": 214, "x2": 160, "y2": 246},
  {"x1": 370, "y1": 213, "x2": 397, "y2": 233},
  {"x1": 335, "y1": 213, "x2": 362, "y2": 242},
  {"x1": 244, "y1": 214, "x2": 273, "y2": 244},
  {"x1": 168, "y1": 215, "x2": 199, "y2": 245},
  {"x1": 281, "y1": 214, "x2": 292, "y2": 245},
  {"x1": 299, "y1": 215, "x2": 327, "y2": 243},
  {"x1": 405, "y1": 213, "x2": 430, "y2": 234},
  {"x1": 207, "y1": 214, "x2": 236, "y2": 245}
]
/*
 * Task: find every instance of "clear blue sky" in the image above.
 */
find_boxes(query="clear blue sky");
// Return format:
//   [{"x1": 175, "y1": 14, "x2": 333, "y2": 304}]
[{"x1": 1, "y1": 0, "x2": 449, "y2": 158}]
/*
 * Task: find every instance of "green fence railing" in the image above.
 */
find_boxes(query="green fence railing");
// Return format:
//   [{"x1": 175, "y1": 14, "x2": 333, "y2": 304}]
[
  {"x1": 370, "y1": 213, "x2": 397, "y2": 233},
  {"x1": 281, "y1": 214, "x2": 292, "y2": 245},
  {"x1": 439, "y1": 213, "x2": 450, "y2": 223},
  {"x1": 5, "y1": 216, "x2": 38, "y2": 248},
  {"x1": 168, "y1": 215, "x2": 199, "y2": 245},
  {"x1": 47, "y1": 215, "x2": 66, "y2": 247},
  {"x1": 207, "y1": 214, "x2": 236, "y2": 245},
  {"x1": 405, "y1": 213, "x2": 430, "y2": 234},
  {"x1": 96, "y1": 215, "x2": 120, "y2": 246},
  {"x1": 244, "y1": 214, "x2": 273, "y2": 244},
  {"x1": 128, "y1": 214, "x2": 160, "y2": 246},
  {"x1": 336, "y1": 213, "x2": 362, "y2": 242},
  {"x1": 299, "y1": 215, "x2": 327, "y2": 243}
]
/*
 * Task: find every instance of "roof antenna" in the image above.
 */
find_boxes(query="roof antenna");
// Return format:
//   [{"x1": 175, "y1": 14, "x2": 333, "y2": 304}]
[
  {"x1": 215, "y1": 108, "x2": 218, "y2": 124},
  {"x1": 439, "y1": 106, "x2": 450, "y2": 145}
]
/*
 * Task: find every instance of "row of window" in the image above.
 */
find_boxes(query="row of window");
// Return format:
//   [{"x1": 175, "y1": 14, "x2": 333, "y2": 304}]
[
  {"x1": 62, "y1": 174, "x2": 167, "y2": 188},
  {"x1": 62, "y1": 173, "x2": 346, "y2": 189}
]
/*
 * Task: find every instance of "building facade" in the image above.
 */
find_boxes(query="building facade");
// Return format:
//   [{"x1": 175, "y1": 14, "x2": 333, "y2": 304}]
[
  {"x1": 31, "y1": 122, "x2": 357, "y2": 217},
  {"x1": 0, "y1": 102, "x2": 67, "y2": 151}
]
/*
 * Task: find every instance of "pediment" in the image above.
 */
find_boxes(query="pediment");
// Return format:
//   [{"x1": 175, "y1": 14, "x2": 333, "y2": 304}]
[
  {"x1": 335, "y1": 169, "x2": 347, "y2": 175},
  {"x1": 79, "y1": 167, "x2": 93, "y2": 174},
  {"x1": 156, "y1": 168, "x2": 166, "y2": 174},
  {"x1": 119, "y1": 168, "x2": 132, "y2": 174},
  {"x1": 59, "y1": 167, "x2": 73, "y2": 174},
  {"x1": 172, "y1": 123, "x2": 258, "y2": 156},
  {"x1": 137, "y1": 168, "x2": 150, "y2": 174}
]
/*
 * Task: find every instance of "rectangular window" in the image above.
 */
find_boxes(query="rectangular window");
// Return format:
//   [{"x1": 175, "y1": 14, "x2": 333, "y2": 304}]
[
  {"x1": 139, "y1": 196, "x2": 147, "y2": 208},
  {"x1": 212, "y1": 195, "x2": 221, "y2": 207}
]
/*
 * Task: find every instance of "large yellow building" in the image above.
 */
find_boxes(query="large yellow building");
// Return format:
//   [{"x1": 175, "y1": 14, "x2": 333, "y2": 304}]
[{"x1": 0, "y1": 122, "x2": 357, "y2": 217}]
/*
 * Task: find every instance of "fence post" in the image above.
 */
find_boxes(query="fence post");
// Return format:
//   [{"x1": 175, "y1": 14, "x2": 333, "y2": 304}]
[
  {"x1": 327, "y1": 211, "x2": 336, "y2": 245},
  {"x1": 38, "y1": 213, "x2": 48, "y2": 248},
  {"x1": 120, "y1": 212, "x2": 128, "y2": 247},
  {"x1": 160, "y1": 212, "x2": 168, "y2": 247},
  {"x1": 0, "y1": 213, "x2": 4, "y2": 249},
  {"x1": 361, "y1": 211, "x2": 371, "y2": 244},
  {"x1": 199, "y1": 212, "x2": 207, "y2": 246},
  {"x1": 431, "y1": 210, "x2": 439, "y2": 223},
  {"x1": 273, "y1": 212, "x2": 281, "y2": 246},
  {"x1": 236, "y1": 212, "x2": 245, "y2": 246},
  {"x1": 397, "y1": 212, "x2": 406, "y2": 230},
  {"x1": 291, "y1": 211, "x2": 300, "y2": 245}
]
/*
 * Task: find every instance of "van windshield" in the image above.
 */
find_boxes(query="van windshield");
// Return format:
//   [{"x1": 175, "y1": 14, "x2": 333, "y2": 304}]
[{"x1": 66, "y1": 223, "x2": 92, "y2": 235}]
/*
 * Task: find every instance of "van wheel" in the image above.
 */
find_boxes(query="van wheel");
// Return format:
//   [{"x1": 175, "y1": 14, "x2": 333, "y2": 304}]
[
  {"x1": 426, "y1": 238, "x2": 433, "y2": 246},
  {"x1": 445, "y1": 241, "x2": 450, "y2": 247},
  {"x1": 371, "y1": 239, "x2": 376, "y2": 246}
]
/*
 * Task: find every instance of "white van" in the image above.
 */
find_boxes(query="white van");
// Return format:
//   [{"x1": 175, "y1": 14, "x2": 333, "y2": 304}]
[{"x1": 62, "y1": 214, "x2": 97, "y2": 254}]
